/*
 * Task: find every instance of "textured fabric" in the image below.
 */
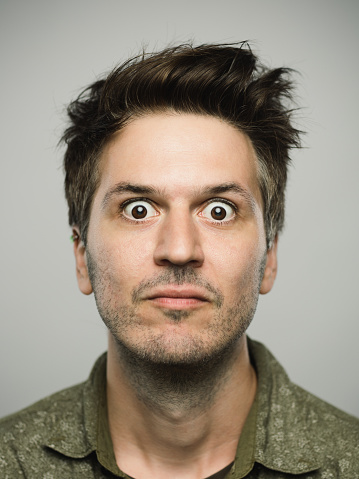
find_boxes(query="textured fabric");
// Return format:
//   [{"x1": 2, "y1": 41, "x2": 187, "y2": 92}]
[{"x1": 1, "y1": 338, "x2": 358, "y2": 478}]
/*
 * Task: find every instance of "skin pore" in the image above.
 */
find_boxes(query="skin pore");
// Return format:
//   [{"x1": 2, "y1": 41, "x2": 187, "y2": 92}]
[{"x1": 73, "y1": 113, "x2": 278, "y2": 479}]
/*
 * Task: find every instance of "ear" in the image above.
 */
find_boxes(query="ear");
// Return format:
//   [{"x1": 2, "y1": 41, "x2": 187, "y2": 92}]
[
  {"x1": 260, "y1": 235, "x2": 278, "y2": 295},
  {"x1": 72, "y1": 227, "x2": 93, "y2": 295}
]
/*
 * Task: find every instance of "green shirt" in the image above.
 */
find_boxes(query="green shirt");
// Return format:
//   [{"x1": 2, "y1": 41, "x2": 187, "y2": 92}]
[{"x1": 1, "y1": 338, "x2": 358, "y2": 478}]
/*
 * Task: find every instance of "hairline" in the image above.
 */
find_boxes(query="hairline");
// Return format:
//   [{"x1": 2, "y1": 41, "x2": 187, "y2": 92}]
[{"x1": 79, "y1": 109, "x2": 271, "y2": 247}]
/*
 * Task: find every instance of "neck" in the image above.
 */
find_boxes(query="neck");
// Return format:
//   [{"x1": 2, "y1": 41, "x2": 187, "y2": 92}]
[
  {"x1": 106, "y1": 333, "x2": 257, "y2": 478},
  {"x1": 109, "y1": 333, "x2": 246, "y2": 416}
]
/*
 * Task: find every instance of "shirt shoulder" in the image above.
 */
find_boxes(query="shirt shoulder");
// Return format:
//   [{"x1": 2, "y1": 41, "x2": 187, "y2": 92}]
[
  {"x1": 0, "y1": 382, "x2": 89, "y2": 477},
  {"x1": 290, "y1": 381, "x2": 359, "y2": 469},
  {"x1": 0, "y1": 353, "x2": 109, "y2": 478},
  {"x1": 248, "y1": 338, "x2": 359, "y2": 477},
  {"x1": 0, "y1": 380, "x2": 86, "y2": 437}
]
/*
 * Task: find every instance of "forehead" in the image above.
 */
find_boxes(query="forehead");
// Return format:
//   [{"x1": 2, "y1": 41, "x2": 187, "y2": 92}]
[{"x1": 96, "y1": 113, "x2": 260, "y2": 203}]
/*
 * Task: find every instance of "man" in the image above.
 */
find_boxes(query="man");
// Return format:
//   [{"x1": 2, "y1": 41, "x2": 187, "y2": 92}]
[{"x1": 1, "y1": 43, "x2": 358, "y2": 478}]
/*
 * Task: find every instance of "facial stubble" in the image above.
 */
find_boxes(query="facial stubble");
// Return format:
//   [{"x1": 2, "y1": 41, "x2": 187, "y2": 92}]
[{"x1": 87, "y1": 252, "x2": 265, "y2": 411}]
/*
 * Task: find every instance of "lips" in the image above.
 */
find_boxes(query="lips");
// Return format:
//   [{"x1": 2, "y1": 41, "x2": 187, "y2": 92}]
[
  {"x1": 145, "y1": 286, "x2": 210, "y2": 309},
  {"x1": 147, "y1": 286, "x2": 209, "y2": 301}
]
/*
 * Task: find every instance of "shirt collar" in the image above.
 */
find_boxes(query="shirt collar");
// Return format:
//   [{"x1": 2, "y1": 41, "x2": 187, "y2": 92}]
[
  {"x1": 45, "y1": 353, "x2": 106, "y2": 459},
  {"x1": 247, "y1": 337, "x2": 323, "y2": 474},
  {"x1": 44, "y1": 340, "x2": 323, "y2": 476}
]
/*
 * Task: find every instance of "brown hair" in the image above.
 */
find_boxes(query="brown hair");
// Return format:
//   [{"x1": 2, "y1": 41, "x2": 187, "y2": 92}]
[{"x1": 62, "y1": 42, "x2": 301, "y2": 247}]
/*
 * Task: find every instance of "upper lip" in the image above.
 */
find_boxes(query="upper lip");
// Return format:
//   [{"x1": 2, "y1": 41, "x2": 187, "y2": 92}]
[{"x1": 145, "y1": 286, "x2": 210, "y2": 301}]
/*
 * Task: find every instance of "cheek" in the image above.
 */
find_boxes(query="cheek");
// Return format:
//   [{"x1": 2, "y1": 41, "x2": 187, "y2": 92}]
[
  {"x1": 92, "y1": 232, "x2": 155, "y2": 286},
  {"x1": 205, "y1": 239, "x2": 264, "y2": 292}
]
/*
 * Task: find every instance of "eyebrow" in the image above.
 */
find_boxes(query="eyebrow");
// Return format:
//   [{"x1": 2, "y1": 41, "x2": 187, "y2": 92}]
[
  {"x1": 101, "y1": 181, "x2": 257, "y2": 211},
  {"x1": 202, "y1": 182, "x2": 257, "y2": 212},
  {"x1": 101, "y1": 182, "x2": 159, "y2": 209}
]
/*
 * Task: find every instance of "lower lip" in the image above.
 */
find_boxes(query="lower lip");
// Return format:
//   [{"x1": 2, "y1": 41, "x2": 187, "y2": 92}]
[{"x1": 149, "y1": 297, "x2": 207, "y2": 309}]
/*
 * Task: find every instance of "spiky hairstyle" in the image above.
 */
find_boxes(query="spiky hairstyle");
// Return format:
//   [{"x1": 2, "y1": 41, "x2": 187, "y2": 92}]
[{"x1": 62, "y1": 42, "x2": 301, "y2": 247}]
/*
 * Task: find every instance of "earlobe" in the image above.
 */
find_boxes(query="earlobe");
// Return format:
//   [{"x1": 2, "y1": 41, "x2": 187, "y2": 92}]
[
  {"x1": 260, "y1": 235, "x2": 278, "y2": 295},
  {"x1": 72, "y1": 227, "x2": 93, "y2": 295}
]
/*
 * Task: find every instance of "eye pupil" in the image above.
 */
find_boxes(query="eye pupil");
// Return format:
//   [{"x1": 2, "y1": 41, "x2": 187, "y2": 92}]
[
  {"x1": 132, "y1": 205, "x2": 147, "y2": 219},
  {"x1": 211, "y1": 206, "x2": 226, "y2": 220}
]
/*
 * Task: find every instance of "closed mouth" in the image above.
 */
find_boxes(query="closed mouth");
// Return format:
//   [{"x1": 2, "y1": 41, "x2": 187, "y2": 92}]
[{"x1": 145, "y1": 286, "x2": 210, "y2": 309}]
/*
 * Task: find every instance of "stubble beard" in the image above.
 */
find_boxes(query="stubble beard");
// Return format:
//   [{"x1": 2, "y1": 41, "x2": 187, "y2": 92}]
[{"x1": 87, "y1": 253, "x2": 265, "y2": 412}]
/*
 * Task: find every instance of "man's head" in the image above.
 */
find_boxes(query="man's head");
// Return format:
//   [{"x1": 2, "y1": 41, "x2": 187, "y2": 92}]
[
  {"x1": 63, "y1": 42, "x2": 301, "y2": 367},
  {"x1": 72, "y1": 112, "x2": 278, "y2": 367},
  {"x1": 62, "y1": 42, "x2": 301, "y2": 250}
]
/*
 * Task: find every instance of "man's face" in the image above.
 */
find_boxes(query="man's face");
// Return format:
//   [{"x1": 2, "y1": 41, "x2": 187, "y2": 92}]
[{"x1": 74, "y1": 113, "x2": 277, "y2": 364}]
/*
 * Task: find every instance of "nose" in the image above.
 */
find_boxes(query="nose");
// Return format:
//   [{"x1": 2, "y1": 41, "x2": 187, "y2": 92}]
[{"x1": 153, "y1": 210, "x2": 204, "y2": 267}]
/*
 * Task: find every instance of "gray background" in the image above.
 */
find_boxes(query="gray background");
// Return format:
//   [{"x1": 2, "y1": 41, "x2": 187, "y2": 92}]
[{"x1": 1, "y1": 0, "x2": 358, "y2": 418}]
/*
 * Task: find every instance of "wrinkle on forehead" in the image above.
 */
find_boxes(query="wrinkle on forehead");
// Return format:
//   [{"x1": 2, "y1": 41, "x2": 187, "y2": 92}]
[{"x1": 96, "y1": 112, "x2": 263, "y2": 211}]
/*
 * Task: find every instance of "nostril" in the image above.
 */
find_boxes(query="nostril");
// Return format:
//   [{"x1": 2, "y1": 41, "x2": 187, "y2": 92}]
[{"x1": 153, "y1": 219, "x2": 205, "y2": 267}]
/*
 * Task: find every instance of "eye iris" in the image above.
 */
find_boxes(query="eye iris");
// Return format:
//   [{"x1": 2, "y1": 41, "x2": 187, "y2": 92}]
[
  {"x1": 211, "y1": 206, "x2": 226, "y2": 220},
  {"x1": 132, "y1": 205, "x2": 147, "y2": 219}
]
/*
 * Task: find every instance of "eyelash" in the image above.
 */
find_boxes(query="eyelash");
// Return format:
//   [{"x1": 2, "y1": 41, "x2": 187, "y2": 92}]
[
  {"x1": 118, "y1": 197, "x2": 158, "y2": 224},
  {"x1": 118, "y1": 197, "x2": 239, "y2": 224},
  {"x1": 202, "y1": 198, "x2": 238, "y2": 225}
]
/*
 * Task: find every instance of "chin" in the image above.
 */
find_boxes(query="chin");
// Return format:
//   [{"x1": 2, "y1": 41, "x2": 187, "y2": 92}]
[{"x1": 115, "y1": 328, "x2": 242, "y2": 367}]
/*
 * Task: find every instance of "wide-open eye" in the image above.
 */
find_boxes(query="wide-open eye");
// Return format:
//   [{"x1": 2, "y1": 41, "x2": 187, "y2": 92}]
[
  {"x1": 201, "y1": 201, "x2": 235, "y2": 222},
  {"x1": 123, "y1": 200, "x2": 158, "y2": 220}
]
